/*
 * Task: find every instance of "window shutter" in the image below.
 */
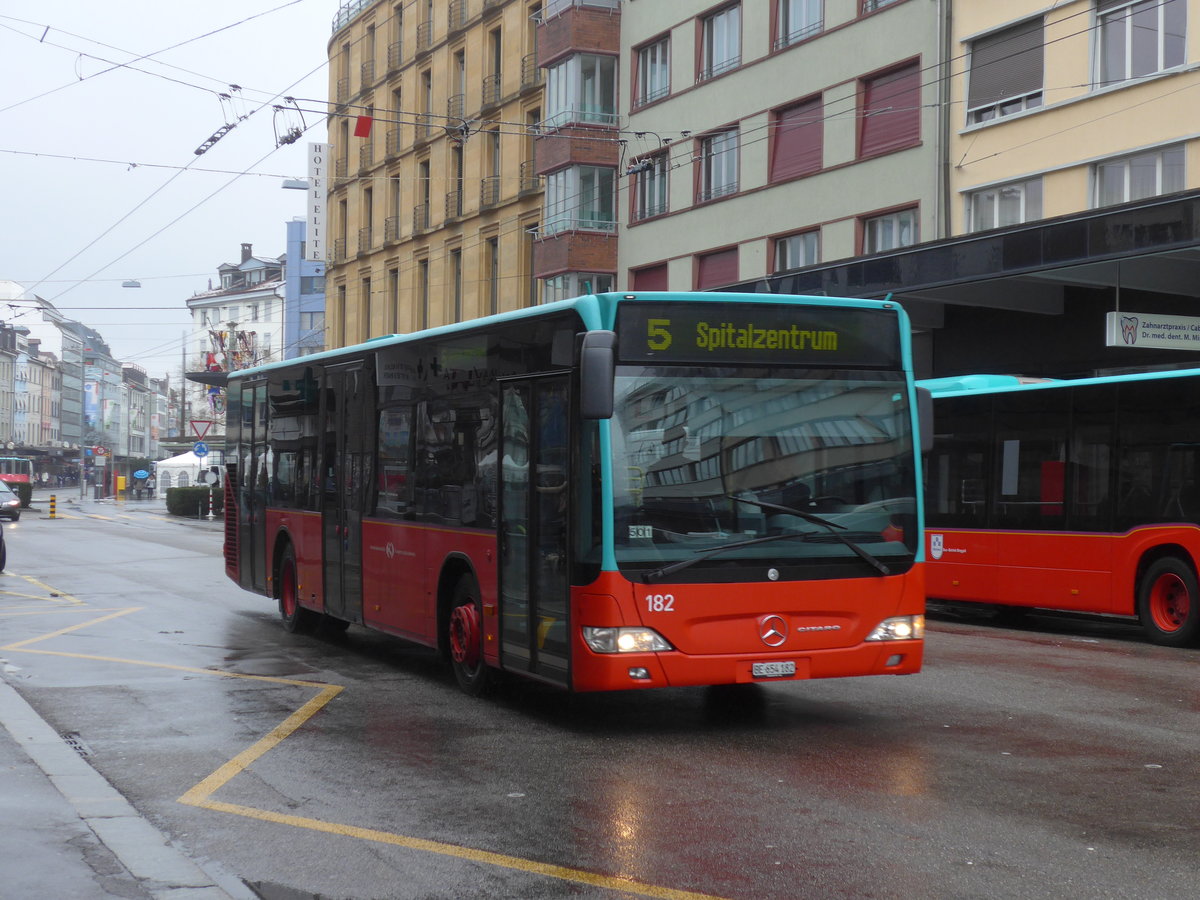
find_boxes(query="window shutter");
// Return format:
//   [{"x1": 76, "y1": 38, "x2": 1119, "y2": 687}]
[
  {"x1": 860, "y1": 62, "x2": 920, "y2": 157},
  {"x1": 770, "y1": 96, "x2": 823, "y2": 182},
  {"x1": 631, "y1": 264, "x2": 669, "y2": 291},
  {"x1": 967, "y1": 18, "x2": 1044, "y2": 111},
  {"x1": 696, "y1": 248, "x2": 738, "y2": 290}
]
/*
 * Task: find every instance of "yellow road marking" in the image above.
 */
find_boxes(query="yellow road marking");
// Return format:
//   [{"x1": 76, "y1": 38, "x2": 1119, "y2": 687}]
[{"x1": 3, "y1": 601, "x2": 729, "y2": 900}]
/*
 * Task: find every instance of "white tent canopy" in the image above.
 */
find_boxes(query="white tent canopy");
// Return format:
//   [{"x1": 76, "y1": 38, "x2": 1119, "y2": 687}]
[{"x1": 155, "y1": 451, "x2": 208, "y2": 489}]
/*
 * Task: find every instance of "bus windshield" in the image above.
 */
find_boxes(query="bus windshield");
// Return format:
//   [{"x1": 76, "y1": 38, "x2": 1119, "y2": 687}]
[{"x1": 610, "y1": 366, "x2": 918, "y2": 579}]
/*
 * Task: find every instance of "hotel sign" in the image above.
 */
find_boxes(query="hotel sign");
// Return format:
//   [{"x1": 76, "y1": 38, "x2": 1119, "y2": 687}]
[
  {"x1": 306, "y1": 142, "x2": 329, "y2": 262},
  {"x1": 1105, "y1": 311, "x2": 1200, "y2": 350}
]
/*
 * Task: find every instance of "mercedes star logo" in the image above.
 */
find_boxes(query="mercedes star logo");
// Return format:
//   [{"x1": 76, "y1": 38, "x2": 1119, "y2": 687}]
[{"x1": 759, "y1": 614, "x2": 787, "y2": 647}]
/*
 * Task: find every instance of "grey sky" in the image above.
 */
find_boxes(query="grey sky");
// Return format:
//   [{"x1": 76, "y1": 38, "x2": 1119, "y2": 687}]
[{"x1": 0, "y1": 0, "x2": 333, "y2": 375}]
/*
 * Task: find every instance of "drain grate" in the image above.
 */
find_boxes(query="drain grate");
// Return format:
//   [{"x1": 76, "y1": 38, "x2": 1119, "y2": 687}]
[{"x1": 61, "y1": 731, "x2": 94, "y2": 758}]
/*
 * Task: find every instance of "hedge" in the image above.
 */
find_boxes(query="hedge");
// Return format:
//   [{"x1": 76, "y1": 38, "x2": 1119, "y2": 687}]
[{"x1": 166, "y1": 485, "x2": 225, "y2": 518}]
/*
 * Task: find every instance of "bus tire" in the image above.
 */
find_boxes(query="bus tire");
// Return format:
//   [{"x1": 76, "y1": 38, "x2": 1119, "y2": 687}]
[
  {"x1": 278, "y1": 545, "x2": 318, "y2": 635},
  {"x1": 1137, "y1": 556, "x2": 1200, "y2": 647},
  {"x1": 448, "y1": 574, "x2": 493, "y2": 696}
]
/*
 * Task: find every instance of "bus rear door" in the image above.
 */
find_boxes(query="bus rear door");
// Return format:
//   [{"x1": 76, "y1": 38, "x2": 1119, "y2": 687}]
[{"x1": 498, "y1": 376, "x2": 571, "y2": 686}]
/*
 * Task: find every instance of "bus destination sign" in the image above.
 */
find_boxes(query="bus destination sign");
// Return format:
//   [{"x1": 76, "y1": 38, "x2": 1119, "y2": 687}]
[{"x1": 616, "y1": 302, "x2": 901, "y2": 367}]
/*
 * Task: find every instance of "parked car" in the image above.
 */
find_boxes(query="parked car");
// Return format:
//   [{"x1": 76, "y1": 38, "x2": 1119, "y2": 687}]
[{"x1": 0, "y1": 480, "x2": 21, "y2": 520}]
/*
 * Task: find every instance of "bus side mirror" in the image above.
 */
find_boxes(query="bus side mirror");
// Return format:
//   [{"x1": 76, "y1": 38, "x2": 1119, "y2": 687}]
[
  {"x1": 917, "y1": 387, "x2": 933, "y2": 453},
  {"x1": 580, "y1": 330, "x2": 616, "y2": 420}
]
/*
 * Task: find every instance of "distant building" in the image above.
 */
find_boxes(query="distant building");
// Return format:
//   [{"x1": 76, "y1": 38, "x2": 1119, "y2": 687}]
[{"x1": 283, "y1": 219, "x2": 327, "y2": 357}]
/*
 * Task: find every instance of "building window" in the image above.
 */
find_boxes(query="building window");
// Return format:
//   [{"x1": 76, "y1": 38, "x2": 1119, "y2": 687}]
[
  {"x1": 696, "y1": 247, "x2": 738, "y2": 290},
  {"x1": 774, "y1": 231, "x2": 819, "y2": 272},
  {"x1": 1098, "y1": 0, "x2": 1186, "y2": 87},
  {"x1": 299, "y1": 312, "x2": 325, "y2": 332},
  {"x1": 860, "y1": 61, "x2": 920, "y2": 158},
  {"x1": 861, "y1": 0, "x2": 902, "y2": 12},
  {"x1": 631, "y1": 263, "x2": 668, "y2": 291},
  {"x1": 544, "y1": 166, "x2": 616, "y2": 234},
  {"x1": 449, "y1": 249, "x2": 463, "y2": 322},
  {"x1": 544, "y1": 53, "x2": 618, "y2": 129},
  {"x1": 486, "y1": 237, "x2": 500, "y2": 314},
  {"x1": 769, "y1": 96, "x2": 822, "y2": 182},
  {"x1": 635, "y1": 36, "x2": 670, "y2": 106},
  {"x1": 632, "y1": 154, "x2": 668, "y2": 221},
  {"x1": 700, "y1": 5, "x2": 740, "y2": 80},
  {"x1": 967, "y1": 18, "x2": 1044, "y2": 124},
  {"x1": 863, "y1": 208, "x2": 918, "y2": 253},
  {"x1": 1094, "y1": 145, "x2": 1184, "y2": 207},
  {"x1": 776, "y1": 0, "x2": 822, "y2": 49},
  {"x1": 697, "y1": 129, "x2": 738, "y2": 203},
  {"x1": 968, "y1": 178, "x2": 1043, "y2": 231},
  {"x1": 543, "y1": 273, "x2": 613, "y2": 303},
  {"x1": 300, "y1": 275, "x2": 326, "y2": 294}
]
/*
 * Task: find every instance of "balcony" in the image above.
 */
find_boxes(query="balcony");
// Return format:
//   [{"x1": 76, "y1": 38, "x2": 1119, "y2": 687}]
[
  {"x1": 360, "y1": 59, "x2": 375, "y2": 90},
  {"x1": 358, "y1": 142, "x2": 373, "y2": 172},
  {"x1": 449, "y1": 0, "x2": 468, "y2": 32},
  {"x1": 413, "y1": 203, "x2": 430, "y2": 233},
  {"x1": 336, "y1": 77, "x2": 350, "y2": 105},
  {"x1": 332, "y1": 238, "x2": 347, "y2": 263},
  {"x1": 357, "y1": 226, "x2": 373, "y2": 255},
  {"x1": 445, "y1": 190, "x2": 464, "y2": 220},
  {"x1": 521, "y1": 53, "x2": 542, "y2": 92},
  {"x1": 386, "y1": 127, "x2": 403, "y2": 157},
  {"x1": 388, "y1": 40, "x2": 403, "y2": 70},
  {"x1": 519, "y1": 160, "x2": 541, "y2": 196},
  {"x1": 480, "y1": 176, "x2": 502, "y2": 208},
  {"x1": 416, "y1": 21, "x2": 432, "y2": 54},
  {"x1": 448, "y1": 93, "x2": 465, "y2": 120},
  {"x1": 384, "y1": 215, "x2": 401, "y2": 243},
  {"x1": 481, "y1": 73, "x2": 502, "y2": 108}
]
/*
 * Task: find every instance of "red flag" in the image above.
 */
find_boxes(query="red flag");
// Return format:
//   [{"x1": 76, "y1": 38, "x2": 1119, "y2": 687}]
[{"x1": 354, "y1": 115, "x2": 373, "y2": 138}]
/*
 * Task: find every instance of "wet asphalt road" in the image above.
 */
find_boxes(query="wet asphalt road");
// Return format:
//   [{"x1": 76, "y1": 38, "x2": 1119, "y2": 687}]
[{"x1": 1, "y1": 499, "x2": 1198, "y2": 900}]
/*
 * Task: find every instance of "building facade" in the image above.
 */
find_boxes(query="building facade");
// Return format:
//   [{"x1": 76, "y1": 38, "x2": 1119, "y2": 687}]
[
  {"x1": 325, "y1": 0, "x2": 547, "y2": 347},
  {"x1": 283, "y1": 218, "x2": 328, "y2": 357}
]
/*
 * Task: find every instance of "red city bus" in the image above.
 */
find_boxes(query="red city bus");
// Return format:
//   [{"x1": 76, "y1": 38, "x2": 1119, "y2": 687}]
[
  {"x1": 922, "y1": 368, "x2": 1200, "y2": 646},
  {"x1": 0, "y1": 457, "x2": 33, "y2": 486},
  {"x1": 217, "y1": 292, "x2": 927, "y2": 693}
]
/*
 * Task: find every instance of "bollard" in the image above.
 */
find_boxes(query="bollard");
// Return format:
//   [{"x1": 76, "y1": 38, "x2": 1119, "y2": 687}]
[
  {"x1": 49, "y1": 493, "x2": 56, "y2": 519},
  {"x1": 207, "y1": 485, "x2": 215, "y2": 520}
]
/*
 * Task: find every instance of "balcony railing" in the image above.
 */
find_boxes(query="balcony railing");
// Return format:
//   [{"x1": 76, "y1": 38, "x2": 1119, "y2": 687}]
[
  {"x1": 388, "y1": 40, "x2": 403, "y2": 70},
  {"x1": 521, "y1": 53, "x2": 542, "y2": 90},
  {"x1": 413, "y1": 203, "x2": 430, "y2": 233},
  {"x1": 358, "y1": 143, "x2": 373, "y2": 172},
  {"x1": 386, "y1": 127, "x2": 403, "y2": 157},
  {"x1": 357, "y1": 226, "x2": 373, "y2": 255},
  {"x1": 332, "y1": 238, "x2": 347, "y2": 263},
  {"x1": 416, "y1": 21, "x2": 432, "y2": 52},
  {"x1": 481, "y1": 73, "x2": 502, "y2": 107},
  {"x1": 447, "y1": 93, "x2": 465, "y2": 120},
  {"x1": 445, "y1": 190, "x2": 464, "y2": 219},
  {"x1": 336, "y1": 77, "x2": 350, "y2": 104},
  {"x1": 360, "y1": 59, "x2": 375, "y2": 89},
  {"x1": 449, "y1": 0, "x2": 468, "y2": 31},
  {"x1": 480, "y1": 176, "x2": 502, "y2": 208},
  {"x1": 519, "y1": 160, "x2": 541, "y2": 195},
  {"x1": 384, "y1": 215, "x2": 401, "y2": 243}
]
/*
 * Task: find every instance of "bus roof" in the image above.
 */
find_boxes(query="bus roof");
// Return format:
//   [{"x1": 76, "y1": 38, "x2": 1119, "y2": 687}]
[
  {"x1": 919, "y1": 366, "x2": 1200, "y2": 398},
  {"x1": 228, "y1": 291, "x2": 905, "y2": 381}
]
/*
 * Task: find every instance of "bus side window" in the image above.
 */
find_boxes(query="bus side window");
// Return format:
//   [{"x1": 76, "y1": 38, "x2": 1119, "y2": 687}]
[{"x1": 377, "y1": 405, "x2": 413, "y2": 517}]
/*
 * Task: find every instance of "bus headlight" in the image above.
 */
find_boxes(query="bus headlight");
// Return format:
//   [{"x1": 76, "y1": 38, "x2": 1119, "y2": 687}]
[
  {"x1": 582, "y1": 627, "x2": 673, "y2": 654},
  {"x1": 865, "y1": 615, "x2": 925, "y2": 641}
]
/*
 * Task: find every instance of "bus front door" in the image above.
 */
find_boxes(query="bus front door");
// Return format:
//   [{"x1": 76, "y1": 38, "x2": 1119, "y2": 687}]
[
  {"x1": 499, "y1": 377, "x2": 570, "y2": 687},
  {"x1": 321, "y1": 364, "x2": 372, "y2": 624}
]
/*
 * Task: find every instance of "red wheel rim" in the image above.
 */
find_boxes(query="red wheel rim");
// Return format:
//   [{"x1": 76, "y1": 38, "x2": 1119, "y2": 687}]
[
  {"x1": 449, "y1": 603, "x2": 481, "y2": 667},
  {"x1": 281, "y1": 563, "x2": 297, "y2": 618},
  {"x1": 1149, "y1": 572, "x2": 1190, "y2": 633}
]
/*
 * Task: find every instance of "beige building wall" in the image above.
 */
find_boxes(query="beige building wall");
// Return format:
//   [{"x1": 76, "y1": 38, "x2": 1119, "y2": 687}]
[
  {"x1": 619, "y1": 0, "x2": 947, "y2": 289},
  {"x1": 326, "y1": 0, "x2": 546, "y2": 350},
  {"x1": 951, "y1": 0, "x2": 1200, "y2": 233}
]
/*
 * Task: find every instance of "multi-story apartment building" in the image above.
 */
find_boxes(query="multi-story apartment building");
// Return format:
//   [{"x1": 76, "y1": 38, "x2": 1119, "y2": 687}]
[
  {"x1": 620, "y1": 0, "x2": 947, "y2": 290},
  {"x1": 951, "y1": 0, "x2": 1197, "y2": 233},
  {"x1": 325, "y1": 0, "x2": 547, "y2": 346}
]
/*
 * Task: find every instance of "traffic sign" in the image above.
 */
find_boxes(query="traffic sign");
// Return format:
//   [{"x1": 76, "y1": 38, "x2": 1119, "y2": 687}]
[{"x1": 194, "y1": 441, "x2": 209, "y2": 457}]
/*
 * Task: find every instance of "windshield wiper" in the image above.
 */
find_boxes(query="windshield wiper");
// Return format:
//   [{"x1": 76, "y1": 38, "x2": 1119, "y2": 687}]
[
  {"x1": 726, "y1": 494, "x2": 891, "y2": 577},
  {"x1": 641, "y1": 530, "x2": 830, "y2": 582}
]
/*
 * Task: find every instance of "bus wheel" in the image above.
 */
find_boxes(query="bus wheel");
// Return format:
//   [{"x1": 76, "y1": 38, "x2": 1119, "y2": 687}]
[
  {"x1": 448, "y1": 575, "x2": 492, "y2": 695},
  {"x1": 1137, "y1": 557, "x2": 1200, "y2": 647},
  {"x1": 278, "y1": 546, "x2": 318, "y2": 635}
]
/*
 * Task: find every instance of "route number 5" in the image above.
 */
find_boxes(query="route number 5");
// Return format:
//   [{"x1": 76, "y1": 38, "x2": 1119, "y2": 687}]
[{"x1": 647, "y1": 318, "x2": 672, "y2": 351}]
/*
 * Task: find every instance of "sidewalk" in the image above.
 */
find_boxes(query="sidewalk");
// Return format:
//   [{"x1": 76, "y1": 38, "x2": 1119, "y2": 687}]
[{"x1": 0, "y1": 680, "x2": 253, "y2": 900}]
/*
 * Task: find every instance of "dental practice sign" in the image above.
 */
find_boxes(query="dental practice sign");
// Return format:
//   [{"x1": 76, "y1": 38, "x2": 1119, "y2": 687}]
[{"x1": 1106, "y1": 311, "x2": 1200, "y2": 349}]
